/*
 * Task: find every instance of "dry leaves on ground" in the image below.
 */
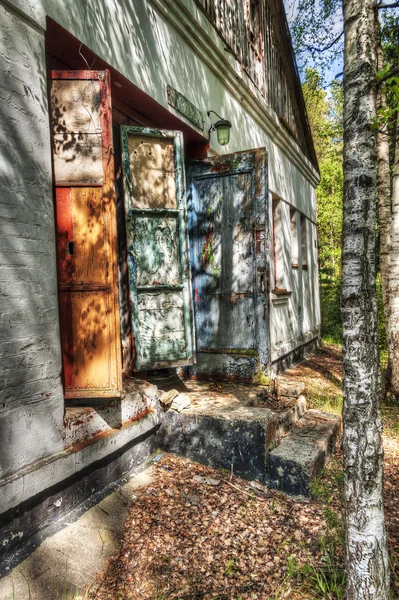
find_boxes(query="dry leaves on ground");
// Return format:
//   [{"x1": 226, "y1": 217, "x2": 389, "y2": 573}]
[
  {"x1": 87, "y1": 345, "x2": 399, "y2": 600},
  {"x1": 88, "y1": 454, "x2": 327, "y2": 600},
  {"x1": 383, "y1": 413, "x2": 399, "y2": 597}
]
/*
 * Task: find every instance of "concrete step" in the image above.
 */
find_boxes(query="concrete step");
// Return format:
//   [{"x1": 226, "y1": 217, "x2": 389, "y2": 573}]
[
  {"x1": 63, "y1": 379, "x2": 159, "y2": 449},
  {"x1": 275, "y1": 394, "x2": 307, "y2": 436},
  {"x1": 267, "y1": 409, "x2": 341, "y2": 496},
  {"x1": 158, "y1": 400, "x2": 278, "y2": 481},
  {"x1": 157, "y1": 389, "x2": 308, "y2": 481}
]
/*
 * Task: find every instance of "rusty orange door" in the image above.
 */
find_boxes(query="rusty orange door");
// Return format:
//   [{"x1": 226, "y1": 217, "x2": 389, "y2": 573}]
[{"x1": 50, "y1": 70, "x2": 122, "y2": 399}]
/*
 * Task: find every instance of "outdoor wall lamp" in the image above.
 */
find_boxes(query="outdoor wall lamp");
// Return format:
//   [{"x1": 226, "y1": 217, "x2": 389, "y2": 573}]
[{"x1": 207, "y1": 110, "x2": 232, "y2": 146}]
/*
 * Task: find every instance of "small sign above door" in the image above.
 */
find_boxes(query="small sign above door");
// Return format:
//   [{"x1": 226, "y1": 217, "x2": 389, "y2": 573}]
[{"x1": 167, "y1": 85, "x2": 204, "y2": 132}]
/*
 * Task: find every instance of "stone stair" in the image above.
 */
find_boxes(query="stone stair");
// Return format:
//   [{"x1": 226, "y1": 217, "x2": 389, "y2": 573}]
[
  {"x1": 267, "y1": 409, "x2": 341, "y2": 495},
  {"x1": 156, "y1": 376, "x2": 341, "y2": 496},
  {"x1": 158, "y1": 399, "x2": 278, "y2": 481}
]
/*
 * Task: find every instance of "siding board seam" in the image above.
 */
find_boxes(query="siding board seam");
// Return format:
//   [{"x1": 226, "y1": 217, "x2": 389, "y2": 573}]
[{"x1": 0, "y1": 0, "x2": 45, "y2": 32}]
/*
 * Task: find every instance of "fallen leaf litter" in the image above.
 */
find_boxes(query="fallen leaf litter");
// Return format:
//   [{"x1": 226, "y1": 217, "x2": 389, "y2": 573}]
[
  {"x1": 88, "y1": 454, "x2": 326, "y2": 599},
  {"x1": 87, "y1": 346, "x2": 399, "y2": 599}
]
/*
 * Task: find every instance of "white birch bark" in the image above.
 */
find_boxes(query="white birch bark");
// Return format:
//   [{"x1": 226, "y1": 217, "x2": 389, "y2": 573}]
[
  {"x1": 342, "y1": 0, "x2": 390, "y2": 597},
  {"x1": 388, "y1": 115, "x2": 399, "y2": 398}
]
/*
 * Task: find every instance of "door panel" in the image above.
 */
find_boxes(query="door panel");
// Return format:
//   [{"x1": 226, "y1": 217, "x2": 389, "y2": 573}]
[
  {"x1": 134, "y1": 216, "x2": 181, "y2": 286},
  {"x1": 194, "y1": 172, "x2": 256, "y2": 350},
  {"x1": 187, "y1": 150, "x2": 270, "y2": 381},
  {"x1": 51, "y1": 76, "x2": 104, "y2": 186},
  {"x1": 71, "y1": 188, "x2": 107, "y2": 284},
  {"x1": 127, "y1": 134, "x2": 177, "y2": 209},
  {"x1": 138, "y1": 291, "x2": 187, "y2": 364},
  {"x1": 121, "y1": 127, "x2": 194, "y2": 370},
  {"x1": 59, "y1": 291, "x2": 114, "y2": 391},
  {"x1": 50, "y1": 70, "x2": 122, "y2": 398}
]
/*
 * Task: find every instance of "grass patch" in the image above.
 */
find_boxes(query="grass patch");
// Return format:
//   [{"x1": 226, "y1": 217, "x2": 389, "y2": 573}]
[
  {"x1": 285, "y1": 457, "x2": 346, "y2": 599},
  {"x1": 306, "y1": 391, "x2": 342, "y2": 415},
  {"x1": 286, "y1": 554, "x2": 346, "y2": 600}
]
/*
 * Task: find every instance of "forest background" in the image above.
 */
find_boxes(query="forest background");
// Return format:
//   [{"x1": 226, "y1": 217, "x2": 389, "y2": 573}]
[{"x1": 292, "y1": 7, "x2": 399, "y2": 361}]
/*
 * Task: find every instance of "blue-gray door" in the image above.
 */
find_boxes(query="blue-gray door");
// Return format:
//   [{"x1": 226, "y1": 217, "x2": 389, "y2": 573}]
[
  {"x1": 187, "y1": 150, "x2": 270, "y2": 381},
  {"x1": 121, "y1": 127, "x2": 194, "y2": 370}
]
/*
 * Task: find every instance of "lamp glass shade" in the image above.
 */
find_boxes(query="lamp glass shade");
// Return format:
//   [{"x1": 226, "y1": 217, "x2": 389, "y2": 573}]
[{"x1": 215, "y1": 119, "x2": 231, "y2": 146}]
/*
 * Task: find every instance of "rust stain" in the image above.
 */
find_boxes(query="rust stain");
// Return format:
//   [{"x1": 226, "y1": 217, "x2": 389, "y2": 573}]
[
  {"x1": 210, "y1": 161, "x2": 232, "y2": 173},
  {"x1": 211, "y1": 292, "x2": 251, "y2": 305},
  {"x1": 121, "y1": 406, "x2": 154, "y2": 428},
  {"x1": 67, "y1": 408, "x2": 153, "y2": 453},
  {"x1": 194, "y1": 282, "x2": 200, "y2": 304},
  {"x1": 201, "y1": 231, "x2": 213, "y2": 268}
]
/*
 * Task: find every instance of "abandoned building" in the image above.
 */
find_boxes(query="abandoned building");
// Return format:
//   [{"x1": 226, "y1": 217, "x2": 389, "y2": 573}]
[{"x1": 0, "y1": 0, "x2": 327, "y2": 571}]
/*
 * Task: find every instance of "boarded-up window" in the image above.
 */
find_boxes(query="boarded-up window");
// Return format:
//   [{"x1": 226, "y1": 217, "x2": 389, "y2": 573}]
[
  {"x1": 248, "y1": 0, "x2": 262, "y2": 58},
  {"x1": 290, "y1": 208, "x2": 298, "y2": 267},
  {"x1": 272, "y1": 197, "x2": 285, "y2": 290},
  {"x1": 301, "y1": 214, "x2": 308, "y2": 268}
]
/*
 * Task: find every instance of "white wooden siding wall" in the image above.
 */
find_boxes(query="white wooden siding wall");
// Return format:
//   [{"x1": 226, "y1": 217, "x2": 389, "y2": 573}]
[
  {"x1": 272, "y1": 198, "x2": 284, "y2": 290},
  {"x1": 302, "y1": 220, "x2": 320, "y2": 340},
  {"x1": 270, "y1": 200, "x2": 319, "y2": 361}
]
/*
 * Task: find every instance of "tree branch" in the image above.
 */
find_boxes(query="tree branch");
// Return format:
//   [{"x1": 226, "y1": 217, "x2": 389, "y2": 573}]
[
  {"x1": 377, "y1": 66, "x2": 399, "y2": 85},
  {"x1": 296, "y1": 30, "x2": 344, "y2": 54},
  {"x1": 377, "y1": 1, "x2": 399, "y2": 8}
]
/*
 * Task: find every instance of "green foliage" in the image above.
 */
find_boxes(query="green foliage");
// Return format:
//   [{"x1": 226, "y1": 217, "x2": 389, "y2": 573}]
[
  {"x1": 223, "y1": 558, "x2": 239, "y2": 576},
  {"x1": 286, "y1": 554, "x2": 346, "y2": 600},
  {"x1": 286, "y1": 0, "x2": 343, "y2": 81},
  {"x1": 309, "y1": 461, "x2": 345, "y2": 556},
  {"x1": 302, "y1": 69, "x2": 344, "y2": 342},
  {"x1": 374, "y1": 12, "x2": 399, "y2": 156},
  {"x1": 320, "y1": 280, "x2": 342, "y2": 343}
]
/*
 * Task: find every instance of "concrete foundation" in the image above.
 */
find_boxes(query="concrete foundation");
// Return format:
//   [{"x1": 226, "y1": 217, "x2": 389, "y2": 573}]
[
  {"x1": 158, "y1": 404, "x2": 277, "y2": 481},
  {"x1": 0, "y1": 401, "x2": 161, "y2": 574},
  {"x1": 271, "y1": 335, "x2": 320, "y2": 375},
  {"x1": 156, "y1": 376, "x2": 341, "y2": 496}
]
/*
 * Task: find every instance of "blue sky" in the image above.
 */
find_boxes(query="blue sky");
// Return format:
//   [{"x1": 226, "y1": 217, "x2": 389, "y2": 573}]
[{"x1": 284, "y1": 0, "x2": 344, "y2": 87}]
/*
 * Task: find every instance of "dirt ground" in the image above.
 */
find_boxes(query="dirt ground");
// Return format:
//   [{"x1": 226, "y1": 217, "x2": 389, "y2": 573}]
[{"x1": 86, "y1": 345, "x2": 398, "y2": 600}]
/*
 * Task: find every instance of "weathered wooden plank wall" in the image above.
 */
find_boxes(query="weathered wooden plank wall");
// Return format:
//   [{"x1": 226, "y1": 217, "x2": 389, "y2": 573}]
[{"x1": 195, "y1": 0, "x2": 314, "y2": 165}]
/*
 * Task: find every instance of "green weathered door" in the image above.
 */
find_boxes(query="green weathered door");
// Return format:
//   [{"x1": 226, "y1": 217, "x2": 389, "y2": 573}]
[{"x1": 121, "y1": 127, "x2": 194, "y2": 370}]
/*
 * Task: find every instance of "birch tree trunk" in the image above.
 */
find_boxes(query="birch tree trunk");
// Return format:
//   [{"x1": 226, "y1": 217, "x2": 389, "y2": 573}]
[
  {"x1": 342, "y1": 0, "x2": 390, "y2": 597},
  {"x1": 388, "y1": 115, "x2": 399, "y2": 398}
]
